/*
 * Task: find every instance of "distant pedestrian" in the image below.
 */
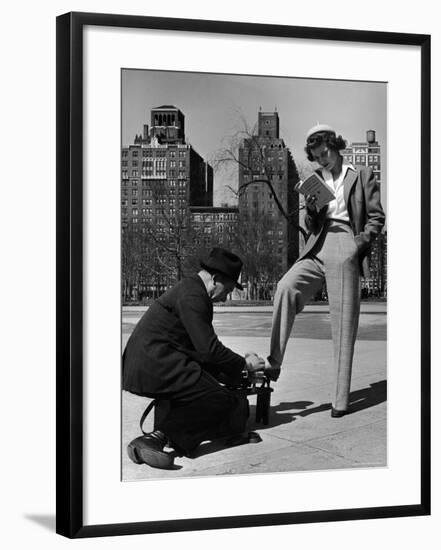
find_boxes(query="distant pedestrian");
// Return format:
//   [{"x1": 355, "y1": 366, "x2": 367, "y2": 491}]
[
  {"x1": 267, "y1": 124, "x2": 385, "y2": 416},
  {"x1": 123, "y1": 247, "x2": 265, "y2": 468}
]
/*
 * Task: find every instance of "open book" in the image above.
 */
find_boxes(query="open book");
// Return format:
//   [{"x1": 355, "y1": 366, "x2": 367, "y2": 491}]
[{"x1": 294, "y1": 172, "x2": 335, "y2": 211}]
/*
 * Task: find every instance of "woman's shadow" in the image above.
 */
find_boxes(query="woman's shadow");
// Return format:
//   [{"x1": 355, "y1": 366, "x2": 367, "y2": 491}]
[{"x1": 250, "y1": 379, "x2": 387, "y2": 431}]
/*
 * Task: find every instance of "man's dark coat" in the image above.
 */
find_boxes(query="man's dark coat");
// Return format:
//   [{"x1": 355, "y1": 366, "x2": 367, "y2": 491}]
[{"x1": 122, "y1": 275, "x2": 246, "y2": 398}]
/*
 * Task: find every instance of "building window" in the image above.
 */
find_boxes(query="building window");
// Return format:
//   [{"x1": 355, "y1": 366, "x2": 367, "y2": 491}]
[{"x1": 132, "y1": 170, "x2": 138, "y2": 177}]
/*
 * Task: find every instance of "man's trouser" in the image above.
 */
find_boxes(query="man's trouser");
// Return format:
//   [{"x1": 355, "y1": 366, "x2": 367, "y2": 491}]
[
  {"x1": 269, "y1": 220, "x2": 361, "y2": 411},
  {"x1": 156, "y1": 369, "x2": 249, "y2": 455}
]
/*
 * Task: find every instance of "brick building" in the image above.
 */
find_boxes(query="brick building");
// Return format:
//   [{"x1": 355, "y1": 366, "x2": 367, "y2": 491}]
[
  {"x1": 189, "y1": 206, "x2": 239, "y2": 250},
  {"x1": 121, "y1": 106, "x2": 213, "y2": 299},
  {"x1": 341, "y1": 129, "x2": 382, "y2": 190},
  {"x1": 363, "y1": 230, "x2": 387, "y2": 297},
  {"x1": 122, "y1": 105, "x2": 212, "y2": 233}
]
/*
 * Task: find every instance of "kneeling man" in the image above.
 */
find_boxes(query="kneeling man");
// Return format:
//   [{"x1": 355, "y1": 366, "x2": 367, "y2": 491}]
[{"x1": 123, "y1": 247, "x2": 265, "y2": 469}]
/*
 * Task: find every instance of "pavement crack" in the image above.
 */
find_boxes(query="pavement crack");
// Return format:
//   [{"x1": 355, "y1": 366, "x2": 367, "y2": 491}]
[{"x1": 300, "y1": 441, "x2": 362, "y2": 463}]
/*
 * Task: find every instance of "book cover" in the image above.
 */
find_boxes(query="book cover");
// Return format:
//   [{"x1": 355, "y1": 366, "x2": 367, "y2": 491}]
[{"x1": 294, "y1": 172, "x2": 335, "y2": 210}]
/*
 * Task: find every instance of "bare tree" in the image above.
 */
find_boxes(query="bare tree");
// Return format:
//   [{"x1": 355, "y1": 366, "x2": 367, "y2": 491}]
[
  {"x1": 213, "y1": 114, "x2": 308, "y2": 242},
  {"x1": 232, "y1": 212, "x2": 284, "y2": 300},
  {"x1": 122, "y1": 228, "x2": 142, "y2": 302},
  {"x1": 122, "y1": 227, "x2": 167, "y2": 302},
  {"x1": 141, "y1": 207, "x2": 198, "y2": 284}
]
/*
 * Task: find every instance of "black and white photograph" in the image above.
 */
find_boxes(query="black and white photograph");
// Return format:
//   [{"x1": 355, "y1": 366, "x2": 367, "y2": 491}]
[
  {"x1": 2, "y1": 0, "x2": 438, "y2": 546},
  {"x1": 121, "y1": 69, "x2": 387, "y2": 480},
  {"x1": 52, "y1": 10, "x2": 431, "y2": 540}
]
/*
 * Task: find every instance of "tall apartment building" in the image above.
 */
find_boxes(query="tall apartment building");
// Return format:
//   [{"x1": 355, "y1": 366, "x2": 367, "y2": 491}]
[
  {"x1": 237, "y1": 110, "x2": 300, "y2": 274},
  {"x1": 121, "y1": 106, "x2": 213, "y2": 298},
  {"x1": 122, "y1": 105, "x2": 213, "y2": 232}
]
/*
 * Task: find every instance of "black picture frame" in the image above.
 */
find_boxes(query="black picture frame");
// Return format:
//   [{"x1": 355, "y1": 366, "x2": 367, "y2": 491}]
[{"x1": 56, "y1": 11, "x2": 431, "y2": 539}]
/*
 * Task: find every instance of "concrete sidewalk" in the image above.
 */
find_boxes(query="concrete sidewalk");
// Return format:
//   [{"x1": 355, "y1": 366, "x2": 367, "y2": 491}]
[{"x1": 122, "y1": 332, "x2": 386, "y2": 480}]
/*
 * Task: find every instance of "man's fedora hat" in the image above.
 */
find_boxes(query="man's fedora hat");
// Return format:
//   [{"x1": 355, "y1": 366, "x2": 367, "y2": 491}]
[
  {"x1": 200, "y1": 247, "x2": 244, "y2": 290},
  {"x1": 306, "y1": 123, "x2": 336, "y2": 141}
]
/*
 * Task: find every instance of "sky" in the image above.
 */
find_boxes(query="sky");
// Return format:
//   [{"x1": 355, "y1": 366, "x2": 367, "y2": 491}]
[{"x1": 122, "y1": 69, "x2": 387, "y2": 209}]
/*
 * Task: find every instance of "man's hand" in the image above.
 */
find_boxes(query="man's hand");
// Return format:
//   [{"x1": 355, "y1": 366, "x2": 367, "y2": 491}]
[
  {"x1": 248, "y1": 370, "x2": 267, "y2": 383},
  {"x1": 244, "y1": 352, "x2": 265, "y2": 373}
]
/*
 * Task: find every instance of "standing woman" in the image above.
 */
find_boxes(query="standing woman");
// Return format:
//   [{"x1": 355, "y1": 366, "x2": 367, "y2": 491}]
[{"x1": 266, "y1": 124, "x2": 385, "y2": 416}]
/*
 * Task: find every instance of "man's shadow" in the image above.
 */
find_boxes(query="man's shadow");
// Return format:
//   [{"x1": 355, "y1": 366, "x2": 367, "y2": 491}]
[
  {"x1": 250, "y1": 379, "x2": 387, "y2": 431},
  {"x1": 183, "y1": 380, "x2": 386, "y2": 459}
]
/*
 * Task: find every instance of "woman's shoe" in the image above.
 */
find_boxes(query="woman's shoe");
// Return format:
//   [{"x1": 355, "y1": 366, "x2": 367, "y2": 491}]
[
  {"x1": 331, "y1": 407, "x2": 347, "y2": 418},
  {"x1": 264, "y1": 358, "x2": 281, "y2": 382},
  {"x1": 264, "y1": 366, "x2": 281, "y2": 382}
]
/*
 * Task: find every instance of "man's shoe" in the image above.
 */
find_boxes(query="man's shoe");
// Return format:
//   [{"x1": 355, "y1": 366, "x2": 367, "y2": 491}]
[
  {"x1": 331, "y1": 407, "x2": 347, "y2": 418},
  {"x1": 127, "y1": 433, "x2": 175, "y2": 469}
]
